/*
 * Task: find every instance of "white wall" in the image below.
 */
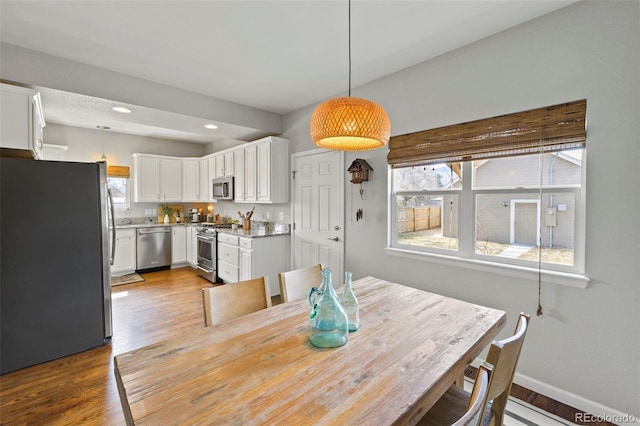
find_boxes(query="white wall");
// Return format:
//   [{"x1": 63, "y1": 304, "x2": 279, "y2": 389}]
[
  {"x1": 43, "y1": 123, "x2": 210, "y2": 218},
  {"x1": 44, "y1": 123, "x2": 207, "y2": 164},
  {"x1": 283, "y1": 1, "x2": 640, "y2": 417},
  {"x1": 0, "y1": 42, "x2": 282, "y2": 135},
  {"x1": 43, "y1": 124, "x2": 292, "y2": 223}
]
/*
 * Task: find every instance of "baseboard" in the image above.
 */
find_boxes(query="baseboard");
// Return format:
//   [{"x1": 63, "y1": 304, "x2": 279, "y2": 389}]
[
  {"x1": 468, "y1": 359, "x2": 637, "y2": 425},
  {"x1": 514, "y1": 373, "x2": 638, "y2": 424}
]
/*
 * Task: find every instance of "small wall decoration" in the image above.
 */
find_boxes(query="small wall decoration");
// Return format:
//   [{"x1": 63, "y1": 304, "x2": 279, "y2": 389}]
[
  {"x1": 348, "y1": 158, "x2": 373, "y2": 184},
  {"x1": 348, "y1": 159, "x2": 373, "y2": 221}
]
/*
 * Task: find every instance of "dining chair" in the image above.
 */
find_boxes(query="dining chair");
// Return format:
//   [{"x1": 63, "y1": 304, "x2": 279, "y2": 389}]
[
  {"x1": 418, "y1": 313, "x2": 530, "y2": 426},
  {"x1": 201, "y1": 276, "x2": 272, "y2": 327},
  {"x1": 278, "y1": 264, "x2": 323, "y2": 303},
  {"x1": 454, "y1": 363, "x2": 493, "y2": 426}
]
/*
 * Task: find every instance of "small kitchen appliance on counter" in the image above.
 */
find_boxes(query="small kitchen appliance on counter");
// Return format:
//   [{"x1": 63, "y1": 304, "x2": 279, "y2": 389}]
[{"x1": 191, "y1": 208, "x2": 201, "y2": 223}]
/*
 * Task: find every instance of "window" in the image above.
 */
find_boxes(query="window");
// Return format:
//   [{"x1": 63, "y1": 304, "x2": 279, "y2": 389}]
[
  {"x1": 107, "y1": 165, "x2": 131, "y2": 211},
  {"x1": 394, "y1": 163, "x2": 461, "y2": 252},
  {"x1": 390, "y1": 150, "x2": 584, "y2": 273},
  {"x1": 387, "y1": 100, "x2": 587, "y2": 277},
  {"x1": 107, "y1": 177, "x2": 130, "y2": 211}
]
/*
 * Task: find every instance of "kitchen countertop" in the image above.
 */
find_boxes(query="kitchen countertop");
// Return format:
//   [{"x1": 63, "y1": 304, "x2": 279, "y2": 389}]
[
  {"x1": 114, "y1": 222, "x2": 187, "y2": 229},
  {"x1": 114, "y1": 222, "x2": 290, "y2": 238},
  {"x1": 216, "y1": 227, "x2": 289, "y2": 238}
]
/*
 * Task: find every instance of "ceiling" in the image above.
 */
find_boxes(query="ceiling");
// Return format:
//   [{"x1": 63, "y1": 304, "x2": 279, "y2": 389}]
[{"x1": 0, "y1": 1, "x2": 577, "y2": 144}]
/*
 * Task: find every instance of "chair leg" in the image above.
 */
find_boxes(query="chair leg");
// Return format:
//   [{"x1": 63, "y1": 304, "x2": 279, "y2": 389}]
[{"x1": 489, "y1": 392, "x2": 509, "y2": 425}]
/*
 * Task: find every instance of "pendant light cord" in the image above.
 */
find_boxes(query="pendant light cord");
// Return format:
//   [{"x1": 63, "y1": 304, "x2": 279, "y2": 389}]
[
  {"x1": 348, "y1": 0, "x2": 352, "y2": 97},
  {"x1": 537, "y1": 132, "x2": 544, "y2": 316}
]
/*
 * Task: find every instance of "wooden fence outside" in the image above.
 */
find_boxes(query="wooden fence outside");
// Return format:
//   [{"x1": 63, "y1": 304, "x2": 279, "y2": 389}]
[{"x1": 398, "y1": 207, "x2": 441, "y2": 233}]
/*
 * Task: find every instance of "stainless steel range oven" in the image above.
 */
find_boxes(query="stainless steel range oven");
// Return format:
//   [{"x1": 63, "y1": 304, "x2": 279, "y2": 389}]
[{"x1": 196, "y1": 227, "x2": 217, "y2": 282}]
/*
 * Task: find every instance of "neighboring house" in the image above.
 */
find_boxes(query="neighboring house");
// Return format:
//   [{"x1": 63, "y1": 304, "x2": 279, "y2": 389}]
[{"x1": 440, "y1": 151, "x2": 581, "y2": 249}]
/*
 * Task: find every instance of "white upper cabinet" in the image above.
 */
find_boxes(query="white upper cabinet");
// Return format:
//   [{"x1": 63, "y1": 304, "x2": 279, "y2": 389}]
[
  {"x1": 224, "y1": 152, "x2": 235, "y2": 177},
  {"x1": 245, "y1": 145, "x2": 258, "y2": 201},
  {"x1": 131, "y1": 137, "x2": 287, "y2": 204},
  {"x1": 161, "y1": 157, "x2": 183, "y2": 201},
  {"x1": 134, "y1": 155, "x2": 160, "y2": 202},
  {"x1": 199, "y1": 158, "x2": 210, "y2": 201},
  {"x1": 234, "y1": 148, "x2": 246, "y2": 201},
  {"x1": 182, "y1": 159, "x2": 200, "y2": 201},
  {"x1": 236, "y1": 136, "x2": 289, "y2": 204},
  {"x1": 1, "y1": 83, "x2": 46, "y2": 159},
  {"x1": 214, "y1": 152, "x2": 234, "y2": 178},
  {"x1": 133, "y1": 154, "x2": 183, "y2": 202},
  {"x1": 207, "y1": 157, "x2": 216, "y2": 201}
]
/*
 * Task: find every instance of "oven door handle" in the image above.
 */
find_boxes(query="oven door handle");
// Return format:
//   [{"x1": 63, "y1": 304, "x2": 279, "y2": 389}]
[
  {"x1": 197, "y1": 235, "x2": 214, "y2": 242},
  {"x1": 196, "y1": 264, "x2": 213, "y2": 274}
]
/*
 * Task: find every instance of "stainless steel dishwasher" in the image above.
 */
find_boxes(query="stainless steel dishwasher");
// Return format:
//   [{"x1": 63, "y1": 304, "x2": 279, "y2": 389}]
[{"x1": 136, "y1": 227, "x2": 172, "y2": 271}]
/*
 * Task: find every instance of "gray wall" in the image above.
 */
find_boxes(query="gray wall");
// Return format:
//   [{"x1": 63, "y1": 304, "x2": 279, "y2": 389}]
[
  {"x1": 283, "y1": 1, "x2": 640, "y2": 417},
  {"x1": 43, "y1": 124, "x2": 210, "y2": 218},
  {"x1": 44, "y1": 123, "x2": 207, "y2": 165},
  {"x1": 19, "y1": 0, "x2": 640, "y2": 416},
  {"x1": 43, "y1": 123, "x2": 291, "y2": 223}
]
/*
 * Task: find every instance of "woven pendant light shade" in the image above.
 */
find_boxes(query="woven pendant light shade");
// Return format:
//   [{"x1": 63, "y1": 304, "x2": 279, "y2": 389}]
[{"x1": 311, "y1": 97, "x2": 391, "y2": 151}]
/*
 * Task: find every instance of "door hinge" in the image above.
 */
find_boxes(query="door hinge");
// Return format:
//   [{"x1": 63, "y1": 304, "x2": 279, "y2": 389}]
[
  {"x1": 293, "y1": 222, "x2": 296, "y2": 230},
  {"x1": 292, "y1": 170, "x2": 297, "y2": 180}
]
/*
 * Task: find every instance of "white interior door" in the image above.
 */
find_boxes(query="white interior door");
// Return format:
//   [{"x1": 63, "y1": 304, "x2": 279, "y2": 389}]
[{"x1": 292, "y1": 150, "x2": 344, "y2": 282}]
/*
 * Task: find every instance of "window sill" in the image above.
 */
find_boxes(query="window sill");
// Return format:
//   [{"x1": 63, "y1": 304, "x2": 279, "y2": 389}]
[{"x1": 385, "y1": 247, "x2": 589, "y2": 288}]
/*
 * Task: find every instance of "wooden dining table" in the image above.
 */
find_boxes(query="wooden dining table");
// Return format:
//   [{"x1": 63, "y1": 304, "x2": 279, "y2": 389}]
[{"x1": 114, "y1": 276, "x2": 506, "y2": 425}]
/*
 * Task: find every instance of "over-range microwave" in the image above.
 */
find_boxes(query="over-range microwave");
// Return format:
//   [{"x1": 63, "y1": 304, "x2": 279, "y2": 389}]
[{"x1": 212, "y1": 176, "x2": 234, "y2": 200}]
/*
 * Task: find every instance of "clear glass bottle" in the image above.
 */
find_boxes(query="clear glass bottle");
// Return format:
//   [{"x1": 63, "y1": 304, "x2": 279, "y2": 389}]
[
  {"x1": 339, "y1": 271, "x2": 360, "y2": 332},
  {"x1": 307, "y1": 268, "x2": 348, "y2": 348}
]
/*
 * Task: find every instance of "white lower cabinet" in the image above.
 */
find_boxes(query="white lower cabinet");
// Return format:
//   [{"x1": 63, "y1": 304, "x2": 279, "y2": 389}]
[
  {"x1": 111, "y1": 228, "x2": 136, "y2": 277},
  {"x1": 186, "y1": 225, "x2": 198, "y2": 267},
  {"x1": 171, "y1": 226, "x2": 187, "y2": 265},
  {"x1": 239, "y1": 247, "x2": 253, "y2": 282},
  {"x1": 217, "y1": 233, "x2": 239, "y2": 283},
  {"x1": 216, "y1": 232, "x2": 288, "y2": 296}
]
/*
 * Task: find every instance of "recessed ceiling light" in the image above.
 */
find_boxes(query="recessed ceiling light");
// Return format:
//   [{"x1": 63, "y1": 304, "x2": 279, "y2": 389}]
[
  {"x1": 112, "y1": 106, "x2": 132, "y2": 113},
  {"x1": 204, "y1": 124, "x2": 218, "y2": 130}
]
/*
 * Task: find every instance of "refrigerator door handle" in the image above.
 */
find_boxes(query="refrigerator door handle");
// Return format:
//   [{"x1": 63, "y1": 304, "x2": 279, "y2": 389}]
[{"x1": 108, "y1": 188, "x2": 116, "y2": 266}]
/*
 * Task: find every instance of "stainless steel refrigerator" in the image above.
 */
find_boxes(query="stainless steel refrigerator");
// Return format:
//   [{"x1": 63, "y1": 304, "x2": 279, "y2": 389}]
[{"x1": 1, "y1": 156, "x2": 113, "y2": 374}]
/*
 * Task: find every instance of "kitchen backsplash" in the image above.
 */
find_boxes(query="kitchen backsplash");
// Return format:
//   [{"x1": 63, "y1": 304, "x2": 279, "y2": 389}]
[
  {"x1": 114, "y1": 201, "x2": 290, "y2": 224},
  {"x1": 114, "y1": 216, "x2": 289, "y2": 233}
]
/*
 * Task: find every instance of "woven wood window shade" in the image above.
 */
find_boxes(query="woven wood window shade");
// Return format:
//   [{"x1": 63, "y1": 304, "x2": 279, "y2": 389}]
[
  {"x1": 107, "y1": 165, "x2": 130, "y2": 178},
  {"x1": 387, "y1": 99, "x2": 587, "y2": 168}
]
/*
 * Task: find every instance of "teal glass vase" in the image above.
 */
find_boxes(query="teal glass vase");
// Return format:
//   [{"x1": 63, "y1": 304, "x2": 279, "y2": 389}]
[
  {"x1": 307, "y1": 268, "x2": 348, "y2": 348},
  {"x1": 339, "y1": 271, "x2": 360, "y2": 332}
]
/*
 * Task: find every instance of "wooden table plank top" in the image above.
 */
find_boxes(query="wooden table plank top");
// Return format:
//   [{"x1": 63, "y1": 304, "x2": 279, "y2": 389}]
[{"x1": 114, "y1": 276, "x2": 506, "y2": 425}]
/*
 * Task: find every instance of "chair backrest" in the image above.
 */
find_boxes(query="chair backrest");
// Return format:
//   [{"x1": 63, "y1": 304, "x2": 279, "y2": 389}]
[
  {"x1": 278, "y1": 264, "x2": 323, "y2": 303},
  {"x1": 484, "y1": 313, "x2": 530, "y2": 425},
  {"x1": 201, "y1": 276, "x2": 272, "y2": 327},
  {"x1": 452, "y1": 362, "x2": 493, "y2": 426}
]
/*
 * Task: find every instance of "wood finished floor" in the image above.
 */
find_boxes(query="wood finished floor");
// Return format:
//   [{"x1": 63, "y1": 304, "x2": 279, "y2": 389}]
[
  {"x1": 0, "y1": 267, "x2": 213, "y2": 425},
  {"x1": 1, "y1": 267, "x2": 575, "y2": 425}
]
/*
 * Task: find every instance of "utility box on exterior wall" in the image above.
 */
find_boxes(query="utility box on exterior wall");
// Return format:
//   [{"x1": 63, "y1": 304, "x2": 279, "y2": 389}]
[{"x1": 545, "y1": 207, "x2": 557, "y2": 227}]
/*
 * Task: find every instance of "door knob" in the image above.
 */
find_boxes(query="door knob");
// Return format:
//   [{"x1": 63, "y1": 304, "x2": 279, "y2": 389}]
[{"x1": 328, "y1": 237, "x2": 339, "y2": 242}]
